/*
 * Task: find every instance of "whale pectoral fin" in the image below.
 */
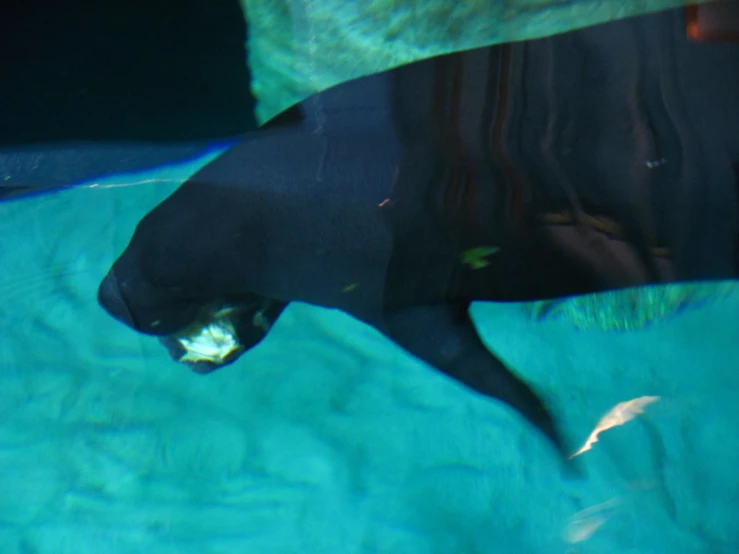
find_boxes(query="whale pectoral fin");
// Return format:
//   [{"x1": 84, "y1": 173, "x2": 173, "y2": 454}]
[{"x1": 383, "y1": 302, "x2": 571, "y2": 464}]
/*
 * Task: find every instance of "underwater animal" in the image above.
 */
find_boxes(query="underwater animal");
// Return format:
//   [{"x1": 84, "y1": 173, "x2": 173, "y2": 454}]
[{"x1": 98, "y1": 27, "x2": 738, "y2": 466}]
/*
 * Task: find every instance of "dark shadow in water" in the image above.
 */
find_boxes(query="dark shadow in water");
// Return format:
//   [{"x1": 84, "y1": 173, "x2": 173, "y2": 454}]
[
  {"x1": 0, "y1": 0, "x2": 304, "y2": 195},
  {"x1": 1, "y1": 0, "x2": 257, "y2": 144}
]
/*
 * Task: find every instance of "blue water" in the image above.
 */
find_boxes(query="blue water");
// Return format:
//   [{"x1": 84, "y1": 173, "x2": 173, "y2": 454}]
[{"x1": 1, "y1": 153, "x2": 738, "y2": 553}]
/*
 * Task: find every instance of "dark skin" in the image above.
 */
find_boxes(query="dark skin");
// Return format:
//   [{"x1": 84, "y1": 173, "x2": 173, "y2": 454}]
[
  {"x1": 96, "y1": 146, "x2": 598, "y2": 468},
  {"x1": 98, "y1": 37, "x2": 738, "y2": 471}
]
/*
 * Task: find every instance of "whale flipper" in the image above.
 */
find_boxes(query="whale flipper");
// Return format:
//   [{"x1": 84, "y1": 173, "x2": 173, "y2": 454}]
[{"x1": 383, "y1": 302, "x2": 569, "y2": 460}]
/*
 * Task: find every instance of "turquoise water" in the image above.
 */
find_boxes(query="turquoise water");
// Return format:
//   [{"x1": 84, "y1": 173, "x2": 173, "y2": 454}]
[{"x1": 1, "y1": 154, "x2": 738, "y2": 552}]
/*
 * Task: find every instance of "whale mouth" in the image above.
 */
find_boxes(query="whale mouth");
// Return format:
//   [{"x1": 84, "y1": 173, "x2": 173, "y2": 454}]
[
  {"x1": 159, "y1": 299, "x2": 282, "y2": 374},
  {"x1": 171, "y1": 308, "x2": 245, "y2": 366}
]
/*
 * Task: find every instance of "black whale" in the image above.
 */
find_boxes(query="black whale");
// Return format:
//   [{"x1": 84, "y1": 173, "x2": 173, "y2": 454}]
[{"x1": 98, "y1": 24, "x2": 739, "y2": 464}]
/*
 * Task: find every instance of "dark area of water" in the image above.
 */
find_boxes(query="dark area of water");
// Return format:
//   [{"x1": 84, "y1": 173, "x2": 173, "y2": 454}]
[
  {"x1": 0, "y1": 0, "x2": 304, "y2": 194},
  {"x1": 1, "y1": 0, "x2": 257, "y2": 144}
]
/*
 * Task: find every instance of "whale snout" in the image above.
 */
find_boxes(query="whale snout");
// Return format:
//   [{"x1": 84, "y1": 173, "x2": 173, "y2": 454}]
[
  {"x1": 97, "y1": 266, "x2": 198, "y2": 336},
  {"x1": 98, "y1": 269, "x2": 137, "y2": 328}
]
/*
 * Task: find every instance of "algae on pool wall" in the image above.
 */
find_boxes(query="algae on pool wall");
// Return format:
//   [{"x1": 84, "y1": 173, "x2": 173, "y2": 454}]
[
  {"x1": 526, "y1": 281, "x2": 739, "y2": 332},
  {"x1": 241, "y1": 0, "x2": 721, "y2": 124}
]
